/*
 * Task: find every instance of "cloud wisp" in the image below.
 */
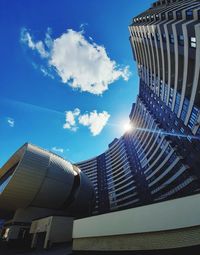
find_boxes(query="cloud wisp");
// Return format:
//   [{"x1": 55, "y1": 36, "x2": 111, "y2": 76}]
[
  {"x1": 63, "y1": 108, "x2": 110, "y2": 136},
  {"x1": 21, "y1": 28, "x2": 49, "y2": 58},
  {"x1": 7, "y1": 118, "x2": 15, "y2": 127},
  {"x1": 21, "y1": 28, "x2": 130, "y2": 95},
  {"x1": 51, "y1": 146, "x2": 64, "y2": 153}
]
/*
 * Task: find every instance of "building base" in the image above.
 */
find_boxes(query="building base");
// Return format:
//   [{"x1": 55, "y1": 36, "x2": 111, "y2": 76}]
[
  {"x1": 73, "y1": 194, "x2": 200, "y2": 251},
  {"x1": 72, "y1": 245, "x2": 200, "y2": 255},
  {"x1": 73, "y1": 226, "x2": 200, "y2": 251}
]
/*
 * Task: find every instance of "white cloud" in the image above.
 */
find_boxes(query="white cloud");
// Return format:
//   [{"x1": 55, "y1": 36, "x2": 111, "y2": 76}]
[
  {"x1": 51, "y1": 146, "x2": 64, "y2": 153},
  {"x1": 63, "y1": 108, "x2": 110, "y2": 136},
  {"x1": 7, "y1": 118, "x2": 15, "y2": 127},
  {"x1": 21, "y1": 28, "x2": 131, "y2": 95},
  {"x1": 21, "y1": 28, "x2": 49, "y2": 58},
  {"x1": 79, "y1": 111, "x2": 110, "y2": 136},
  {"x1": 63, "y1": 108, "x2": 80, "y2": 131}
]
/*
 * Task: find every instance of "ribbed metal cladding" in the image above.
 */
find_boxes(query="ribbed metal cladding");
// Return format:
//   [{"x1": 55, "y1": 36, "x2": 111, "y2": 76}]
[
  {"x1": 30, "y1": 153, "x2": 75, "y2": 209},
  {"x1": 68, "y1": 170, "x2": 95, "y2": 216},
  {"x1": 0, "y1": 143, "x2": 95, "y2": 215},
  {"x1": 76, "y1": 159, "x2": 99, "y2": 214},
  {"x1": 0, "y1": 144, "x2": 50, "y2": 210}
]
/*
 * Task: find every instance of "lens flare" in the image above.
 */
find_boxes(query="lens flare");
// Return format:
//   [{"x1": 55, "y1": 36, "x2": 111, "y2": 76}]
[{"x1": 123, "y1": 123, "x2": 133, "y2": 132}]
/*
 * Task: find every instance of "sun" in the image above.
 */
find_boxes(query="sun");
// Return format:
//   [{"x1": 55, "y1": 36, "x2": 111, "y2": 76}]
[{"x1": 123, "y1": 123, "x2": 133, "y2": 132}]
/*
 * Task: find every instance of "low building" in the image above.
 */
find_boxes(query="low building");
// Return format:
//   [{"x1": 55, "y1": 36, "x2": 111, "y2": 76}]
[{"x1": 0, "y1": 143, "x2": 94, "y2": 245}]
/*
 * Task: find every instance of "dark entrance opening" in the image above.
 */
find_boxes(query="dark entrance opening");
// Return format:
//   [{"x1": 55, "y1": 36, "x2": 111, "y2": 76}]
[{"x1": 35, "y1": 232, "x2": 46, "y2": 250}]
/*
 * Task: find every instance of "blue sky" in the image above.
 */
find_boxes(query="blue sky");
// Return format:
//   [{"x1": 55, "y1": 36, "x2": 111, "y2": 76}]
[{"x1": 0, "y1": 0, "x2": 153, "y2": 166}]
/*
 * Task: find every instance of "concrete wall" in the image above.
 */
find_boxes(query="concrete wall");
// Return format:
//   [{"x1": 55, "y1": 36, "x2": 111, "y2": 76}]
[
  {"x1": 30, "y1": 217, "x2": 51, "y2": 234},
  {"x1": 50, "y1": 217, "x2": 73, "y2": 243},
  {"x1": 30, "y1": 216, "x2": 73, "y2": 249},
  {"x1": 73, "y1": 226, "x2": 200, "y2": 251},
  {"x1": 73, "y1": 194, "x2": 200, "y2": 251}
]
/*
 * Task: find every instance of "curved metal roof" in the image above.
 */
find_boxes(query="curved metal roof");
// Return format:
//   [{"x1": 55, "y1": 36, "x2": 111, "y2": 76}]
[{"x1": 0, "y1": 143, "x2": 95, "y2": 216}]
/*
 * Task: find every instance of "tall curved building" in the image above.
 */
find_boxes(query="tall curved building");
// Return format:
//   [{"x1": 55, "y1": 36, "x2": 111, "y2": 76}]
[
  {"x1": 129, "y1": 0, "x2": 200, "y2": 199},
  {"x1": 77, "y1": 0, "x2": 200, "y2": 216},
  {"x1": 73, "y1": 1, "x2": 200, "y2": 252},
  {"x1": 76, "y1": 137, "x2": 140, "y2": 214}
]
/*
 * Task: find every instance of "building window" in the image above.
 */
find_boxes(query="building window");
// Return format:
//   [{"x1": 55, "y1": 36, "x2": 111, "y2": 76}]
[
  {"x1": 188, "y1": 106, "x2": 200, "y2": 129},
  {"x1": 176, "y1": 11, "x2": 182, "y2": 20},
  {"x1": 178, "y1": 35, "x2": 184, "y2": 46},
  {"x1": 162, "y1": 33, "x2": 166, "y2": 42},
  {"x1": 180, "y1": 127, "x2": 185, "y2": 134},
  {"x1": 156, "y1": 32, "x2": 160, "y2": 41},
  {"x1": 190, "y1": 37, "x2": 196, "y2": 48},
  {"x1": 168, "y1": 88, "x2": 174, "y2": 108},
  {"x1": 161, "y1": 13, "x2": 165, "y2": 20},
  {"x1": 159, "y1": 80, "x2": 163, "y2": 98},
  {"x1": 156, "y1": 14, "x2": 159, "y2": 21},
  {"x1": 181, "y1": 98, "x2": 189, "y2": 122},
  {"x1": 168, "y1": 12, "x2": 173, "y2": 20},
  {"x1": 187, "y1": 136, "x2": 193, "y2": 143},
  {"x1": 174, "y1": 93, "x2": 181, "y2": 114},
  {"x1": 169, "y1": 34, "x2": 174, "y2": 44},
  {"x1": 163, "y1": 84, "x2": 168, "y2": 103},
  {"x1": 186, "y1": 9, "x2": 193, "y2": 20}
]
